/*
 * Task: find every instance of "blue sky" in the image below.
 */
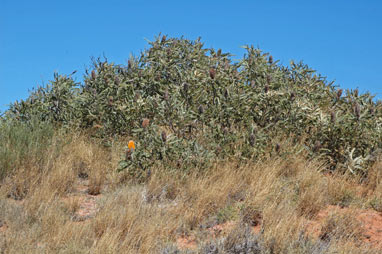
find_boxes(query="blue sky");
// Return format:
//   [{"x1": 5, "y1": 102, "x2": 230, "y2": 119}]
[{"x1": 1, "y1": 0, "x2": 381, "y2": 112}]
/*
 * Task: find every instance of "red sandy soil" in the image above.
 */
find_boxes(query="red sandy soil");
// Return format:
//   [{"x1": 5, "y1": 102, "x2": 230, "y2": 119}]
[
  {"x1": 1, "y1": 177, "x2": 101, "y2": 235},
  {"x1": 0, "y1": 221, "x2": 7, "y2": 233},
  {"x1": 176, "y1": 222, "x2": 238, "y2": 250},
  {"x1": 62, "y1": 178, "x2": 101, "y2": 221},
  {"x1": 176, "y1": 205, "x2": 382, "y2": 250},
  {"x1": 305, "y1": 205, "x2": 382, "y2": 249},
  {"x1": 177, "y1": 234, "x2": 197, "y2": 250},
  {"x1": 176, "y1": 221, "x2": 262, "y2": 250}
]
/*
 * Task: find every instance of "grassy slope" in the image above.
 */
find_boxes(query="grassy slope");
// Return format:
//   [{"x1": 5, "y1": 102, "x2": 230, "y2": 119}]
[{"x1": 1, "y1": 132, "x2": 382, "y2": 253}]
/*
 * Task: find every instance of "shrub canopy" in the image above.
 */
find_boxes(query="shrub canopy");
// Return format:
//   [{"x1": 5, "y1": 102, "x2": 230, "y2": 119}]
[{"x1": 5, "y1": 35, "x2": 382, "y2": 177}]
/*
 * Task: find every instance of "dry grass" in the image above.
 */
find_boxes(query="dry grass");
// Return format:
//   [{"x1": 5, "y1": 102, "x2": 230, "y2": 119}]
[{"x1": 1, "y1": 133, "x2": 382, "y2": 253}]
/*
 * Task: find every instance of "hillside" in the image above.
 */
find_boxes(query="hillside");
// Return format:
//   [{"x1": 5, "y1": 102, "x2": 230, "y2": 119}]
[{"x1": 1, "y1": 35, "x2": 382, "y2": 253}]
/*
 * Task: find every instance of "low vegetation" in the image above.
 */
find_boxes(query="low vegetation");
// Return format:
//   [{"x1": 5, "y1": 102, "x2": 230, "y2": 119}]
[{"x1": 1, "y1": 35, "x2": 382, "y2": 253}]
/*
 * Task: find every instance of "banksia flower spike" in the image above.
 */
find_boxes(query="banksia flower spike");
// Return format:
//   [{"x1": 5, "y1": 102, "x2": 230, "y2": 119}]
[
  {"x1": 209, "y1": 68, "x2": 216, "y2": 79},
  {"x1": 313, "y1": 141, "x2": 321, "y2": 153},
  {"x1": 337, "y1": 89, "x2": 343, "y2": 100},
  {"x1": 198, "y1": 105, "x2": 204, "y2": 114},
  {"x1": 268, "y1": 55, "x2": 273, "y2": 64},
  {"x1": 125, "y1": 150, "x2": 132, "y2": 161},
  {"x1": 267, "y1": 75, "x2": 272, "y2": 84},
  {"x1": 275, "y1": 143, "x2": 281, "y2": 153},
  {"x1": 128, "y1": 140, "x2": 135, "y2": 151},
  {"x1": 264, "y1": 84, "x2": 269, "y2": 93},
  {"x1": 163, "y1": 90, "x2": 169, "y2": 101},
  {"x1": 330, "y1": 110, "x2": 336, "y2": 123},
  {"x1": 249, "y1": 134, "x2": 256, "y2": 147},
  {"x1": 224, "y1": 60, "x2": 230, "y2": 70},
  {"x1": 290, "y1": 92, "x2": 296, "y2": 101},
  {"x1": 223, "y1": 127, "x2": 229, "y2": 136},
  {"x1": 91, "y1": 70, "x2": 96, "y2": 80},
  {"x1": 370, "y1": 106, "x2": 375, "y2": 116},
  {"x1": 224, "y1": 88, "x2": 229, "y2": 99},
  {"x1": 354, "y1": 103, "x2": 361, "y2": 119},
  {"x1": 142, "y1": 118, "x2": 150, "y2": 128},
  {"x1": 114, "y1": 76, "x2": 120, "y2": 85},
  {"x1": 125, "y1": 140, "x2": 135, "y2": 161},
  {"x1": 234, "y1": 70, "x2": 240, "y2": 79},
  {"x1": 161, "y1": 131, "x2": 167, "y2": 143},
  {"x1": 108, "y1": 96, "x2": 114, "y2": 106},
  {"x1": 183, "y1": 83, "x2": 189, "y2": 93},
  {"x1": 134, "y1": 92, "x2": 141, "y2": 101}
]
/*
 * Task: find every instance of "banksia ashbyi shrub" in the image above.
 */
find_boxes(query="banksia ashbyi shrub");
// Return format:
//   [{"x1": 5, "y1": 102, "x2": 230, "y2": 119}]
[{"x1": 5, "y1": 34, "x2": 382, "y2": 178}]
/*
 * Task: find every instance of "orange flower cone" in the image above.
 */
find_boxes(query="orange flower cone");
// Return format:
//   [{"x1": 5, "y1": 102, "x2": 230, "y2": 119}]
[{"x1": 128, "y1": 140, "x2": 135, "y2": 151}]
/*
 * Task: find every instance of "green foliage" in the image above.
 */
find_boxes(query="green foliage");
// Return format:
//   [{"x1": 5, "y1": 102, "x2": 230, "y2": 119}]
[
  {"x1": 6, "y1": 73, "x2": 79, "y2": 127},
  {"x1": 216, "y1": 205, "x2": 237, "y2": 224},
  {"x1": 0, "y1": 117, "x2": 56, "y2": 180},
  {"x1": 5, "y1": 35, "x2": 382, "y2": 178},
  {"x1": 117, "y1": 121, "x2": 213, "y2": 180}
]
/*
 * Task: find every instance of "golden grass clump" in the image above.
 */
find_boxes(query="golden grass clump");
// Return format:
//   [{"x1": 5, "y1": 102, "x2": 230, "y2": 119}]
[{"x1": 0, "y1": 132, "x2": 381, "y2": 253}]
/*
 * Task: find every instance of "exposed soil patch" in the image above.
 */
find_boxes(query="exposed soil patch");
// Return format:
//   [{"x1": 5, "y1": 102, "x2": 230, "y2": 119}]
[
  {"x1": 358, "y1": 210, "x2": 382, "y2": 248},
  {"x1": 176, "y1": 204, "x2": 382, "y2": 251},
  {"x1": 305, "y1": 205, "x2": 382, "y2": 249},
  {"x1": 0, "y1": 220, "x2": 7, "y2": 233},
  {"x1": 177, "y1": 234, "x2": 197, "y2": 250},
  {"x1": 62, "y1": 178, "x2": 102, "y2": 222},
  {"x1": 176, "y1": 220, "x2": 262, "y2": 250},
  {"x1": 207, "y1": 221, "x2": 236, "y2": 237},
  {"x1": 252, "y1": 223, "x2": 261, "y2": 234}
]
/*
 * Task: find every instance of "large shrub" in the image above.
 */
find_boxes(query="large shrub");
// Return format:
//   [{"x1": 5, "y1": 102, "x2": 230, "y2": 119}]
[{"x1": 5, "y1": 35, "x2": 382, "y2": 177}]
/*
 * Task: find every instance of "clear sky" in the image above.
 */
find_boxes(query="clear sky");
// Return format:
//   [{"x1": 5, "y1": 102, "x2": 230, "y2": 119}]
[{"x1": 1, "y1": 0, "x2": 381, "y2": 112}]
